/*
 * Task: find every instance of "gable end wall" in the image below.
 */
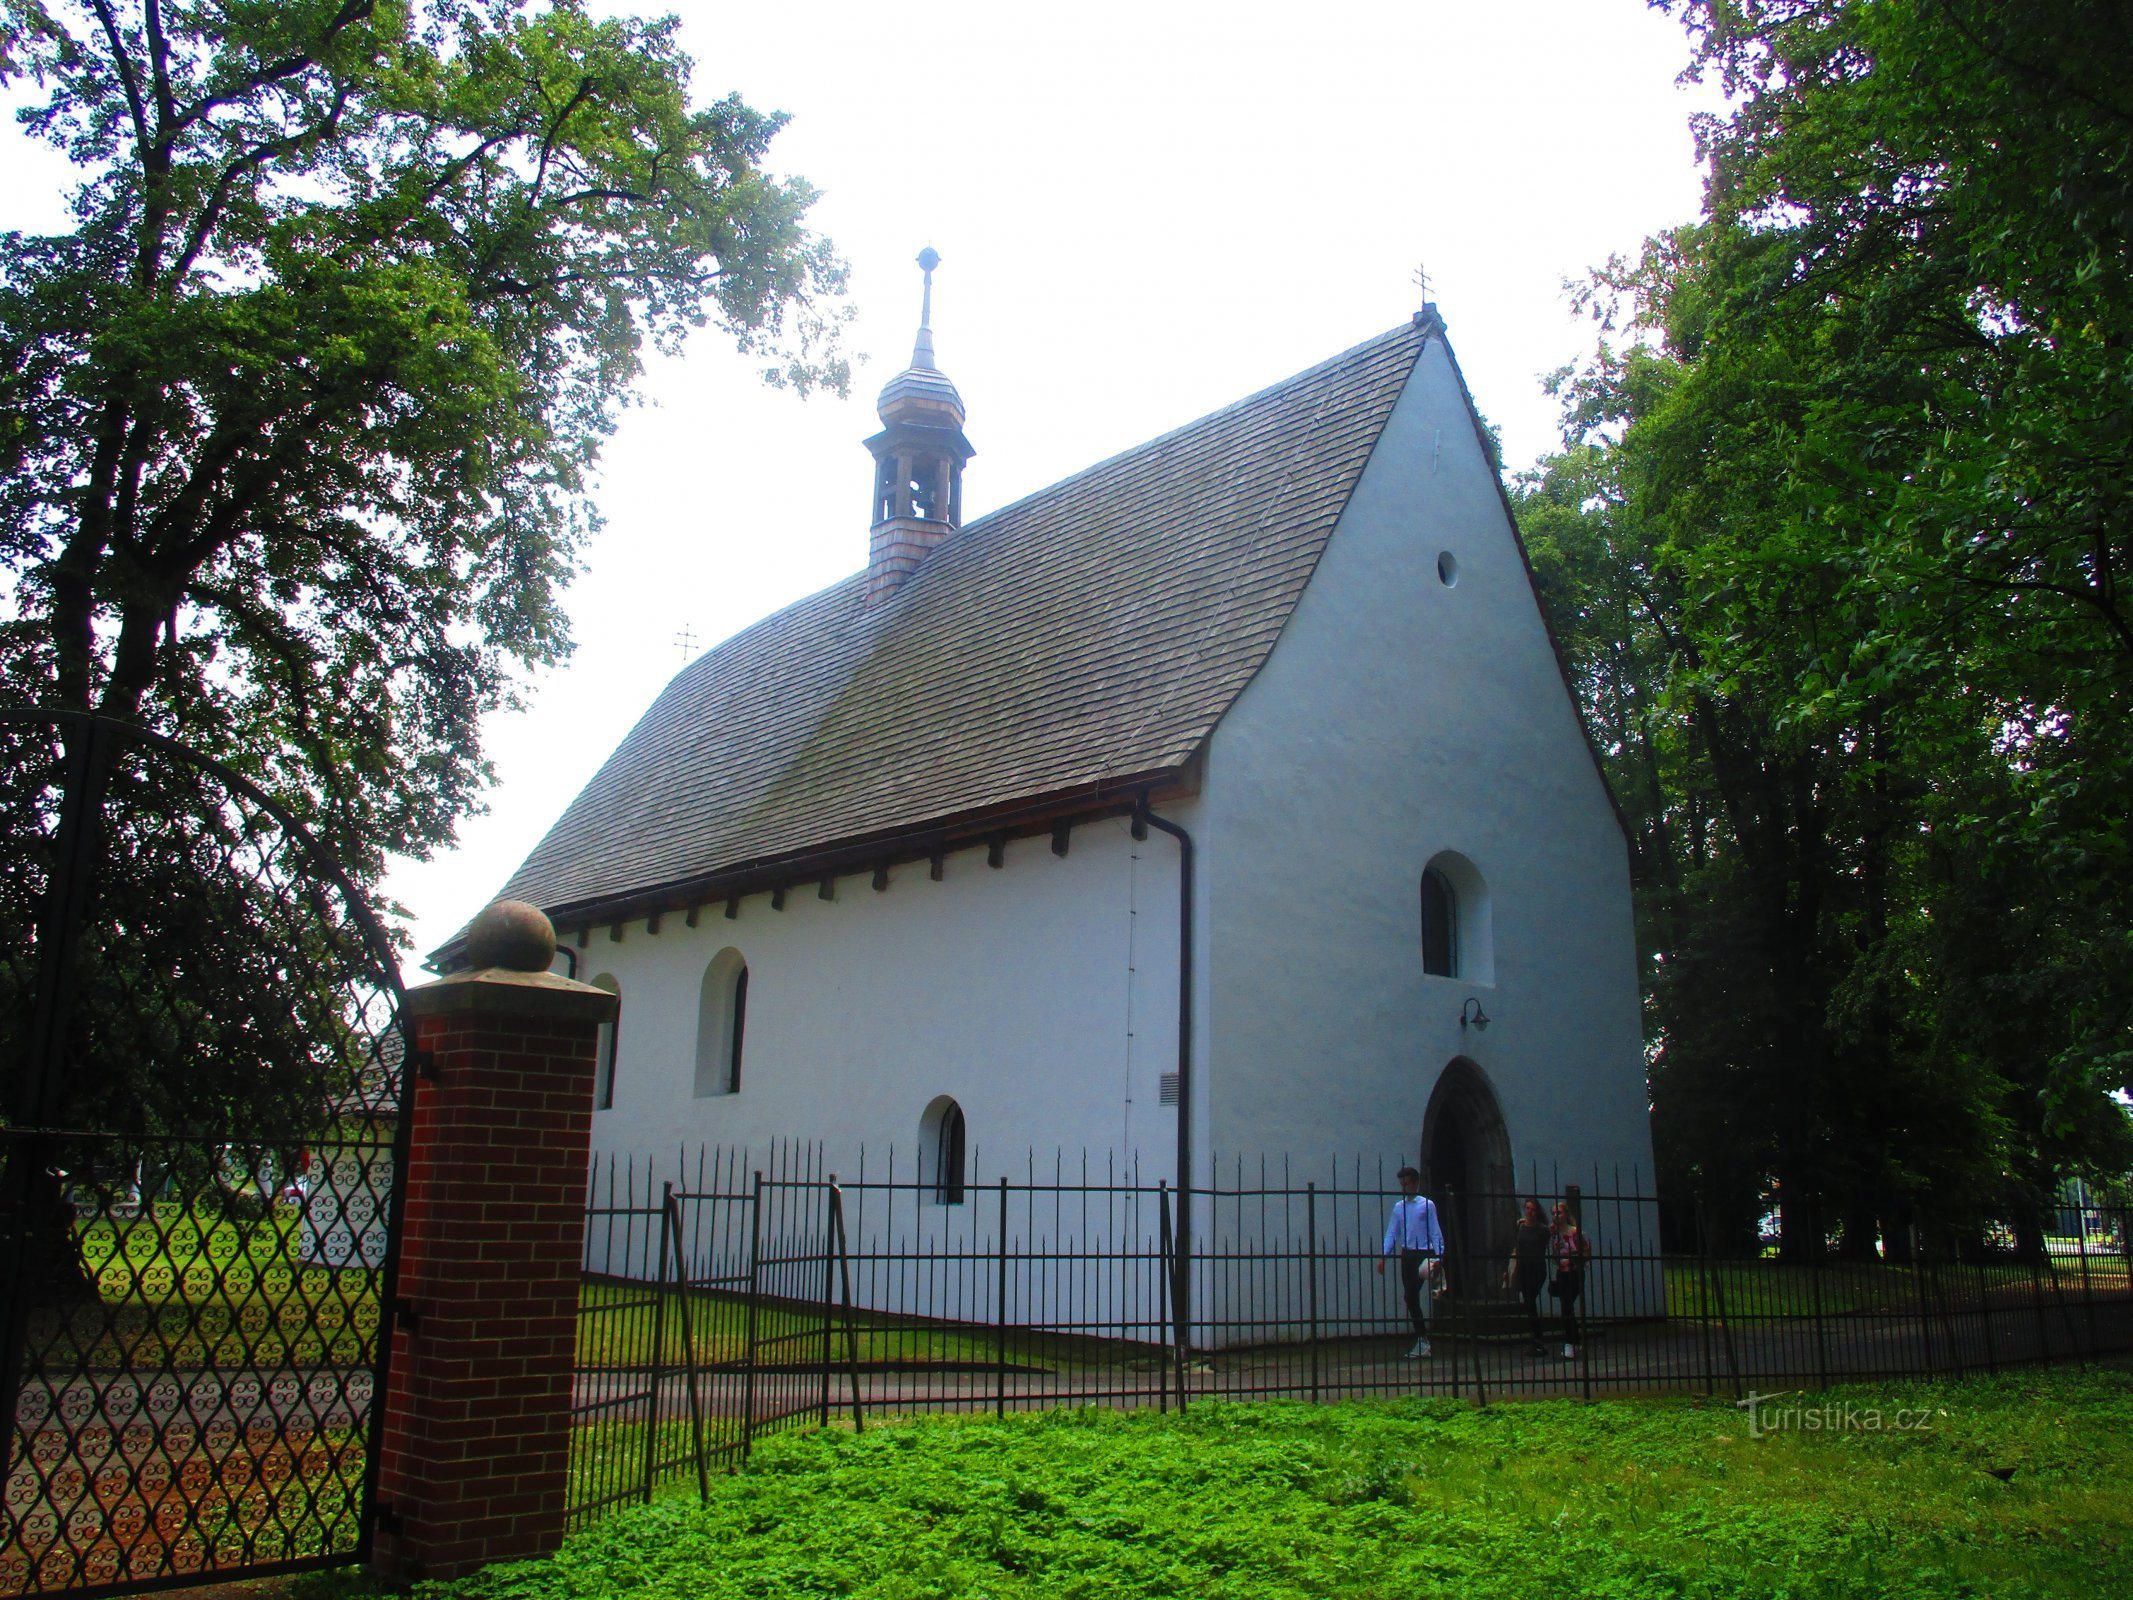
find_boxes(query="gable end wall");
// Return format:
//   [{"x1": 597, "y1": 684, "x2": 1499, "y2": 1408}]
[{"x1": 1196, "y1": 337, "x2": 1654, "y2": 1193}]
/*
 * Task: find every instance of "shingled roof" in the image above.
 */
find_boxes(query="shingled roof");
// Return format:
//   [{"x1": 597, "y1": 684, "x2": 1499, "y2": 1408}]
[{"x1": 490, "y1": 316, "x2": 1434, "y2": 927}]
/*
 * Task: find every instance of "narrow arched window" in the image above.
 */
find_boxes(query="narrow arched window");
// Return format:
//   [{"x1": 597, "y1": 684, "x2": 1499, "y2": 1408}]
[
  {"x1": 694, "y1": 949, "x2": 749, "y2": 1098},
  {"x1": 590, "y1": 973, "x2": 621, "y2": 1109},
  {"x1": 919, "y1": 1095, "x2": 967, "y2": 1206},
  {"x1": 727, "y1": 965, "x2": 748, "y2": 1091},
  {"x1": 1421, "y1": 869, "x2": 1458, "y2": 978},
  {"x1": 935, "y1": 1102, "x2": 966, "y2": 1205},
  {"x1": 1420, "y1": 851, "x2": 1494, "y2": 985}
]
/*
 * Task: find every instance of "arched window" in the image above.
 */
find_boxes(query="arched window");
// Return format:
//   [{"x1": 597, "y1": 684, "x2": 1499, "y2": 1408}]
[
  {"x1": 590, "y1": 973, "x2": 621, "y2": 1109},
  {"x1": 918, "y1": 1095, "x2": 967, "y2": 1206},
  {"x1": 1419, "y1": 852, "x2": 1494, "y2": 984},
  {"x1": 693, "y1": 949, "x2": 749, "y2": 1098},
  {"x1": 1420, "y1": 869, "x2": 1458, "y2": 978}
]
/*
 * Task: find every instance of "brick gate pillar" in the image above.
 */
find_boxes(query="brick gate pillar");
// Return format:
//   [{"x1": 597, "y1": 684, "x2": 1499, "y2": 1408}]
[{"x1": 369, "y1": 901, "x2": 617, "y2": 1585}]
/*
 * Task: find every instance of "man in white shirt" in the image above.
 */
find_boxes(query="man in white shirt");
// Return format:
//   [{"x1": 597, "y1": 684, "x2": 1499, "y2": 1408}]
[{"x1": 1376, "y1": 1165, "x2": 1444, "y2": 1358}]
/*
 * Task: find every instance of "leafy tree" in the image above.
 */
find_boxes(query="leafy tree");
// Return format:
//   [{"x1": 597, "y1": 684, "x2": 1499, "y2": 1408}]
[
  {"x1": 1647, "y1": 0, "x2": 2132, "y2": 944},
  {"x1": 0, "y1": 0, "x2": 849, "y2": 886},
  {"x1": 1521, "y1": 0, "x2": 2133, "y2": 1248},
  {"x1": 1660, "y1": 0, "x2": 2133, "y2": 1220},
  {"x1": 0, "y1": 0, "x2": 847, "y2": 1140}
]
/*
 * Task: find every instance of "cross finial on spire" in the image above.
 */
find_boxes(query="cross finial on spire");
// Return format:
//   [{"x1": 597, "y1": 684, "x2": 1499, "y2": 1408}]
[{"x1": 1411, "y1": 260, "x2": 1434, "y2": 304}]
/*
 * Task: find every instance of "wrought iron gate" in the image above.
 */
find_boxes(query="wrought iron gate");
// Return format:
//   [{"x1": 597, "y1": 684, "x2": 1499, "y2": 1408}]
[
  {"x1": 0, "y1": 711, "x2": 413, "y2": 1596},
  {"x1": 569, "y1": 1153, "x2": 865, "y2": 1529}
]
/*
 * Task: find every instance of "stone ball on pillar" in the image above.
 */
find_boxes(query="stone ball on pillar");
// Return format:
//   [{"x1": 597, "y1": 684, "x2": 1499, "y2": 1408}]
[{"x1": 464, "y1": 899, "x2": 557, "y2": 974}]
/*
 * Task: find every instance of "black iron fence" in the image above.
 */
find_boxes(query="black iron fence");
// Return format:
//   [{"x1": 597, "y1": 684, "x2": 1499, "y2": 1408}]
[
  {"x1": 570, "y1": 1145, "x2": 860, "y2": 1528},
  {"x1": 568, "y1": 1145, "x2": 2133, "y2": 1524},
  {"x1": 2, "y1": 711, "x2": 412, "y2": 1597}
]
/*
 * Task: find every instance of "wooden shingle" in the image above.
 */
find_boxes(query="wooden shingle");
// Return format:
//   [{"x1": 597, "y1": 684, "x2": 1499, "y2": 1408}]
[{"x1": 491, "y1": 320, "x2": 1430, "y2": 924}]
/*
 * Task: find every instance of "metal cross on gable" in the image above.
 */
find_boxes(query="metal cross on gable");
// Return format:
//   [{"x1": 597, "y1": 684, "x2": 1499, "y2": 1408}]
[
  {"x1": 1412, "y1": 261, "x2": 1434, "y2": 302},
  {"x1": 675, "y1": 624, "x2": 698, "y2": 659}
]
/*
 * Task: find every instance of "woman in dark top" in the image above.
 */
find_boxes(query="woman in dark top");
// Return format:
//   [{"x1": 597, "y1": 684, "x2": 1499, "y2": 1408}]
[
  {"x1": 1549, "y1": 1201, "x2": 1592, "y2": 1359},
  {"x1": 1502, "y1": 1198, "x2": 1549, "y2": 1357}
]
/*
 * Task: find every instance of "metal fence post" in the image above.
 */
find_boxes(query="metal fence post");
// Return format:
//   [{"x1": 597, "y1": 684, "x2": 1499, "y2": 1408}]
[
  {"x1": 2118, "y1": 1203, "x2": 2133, "y2": 1324},
  {"x1": 664, "y1": 1188, "x2": 711, "y2": 1504},
  {"x1": 820, "y1": 1179, "x2": 838, "y2": 1428},
  {"x1": 1306, "y1": 1182, "x2": 1321, "y2": 1406},
  {"x1": 1158, "y1": 1179, "x2": 1182, "y2": 1412},
  {"x1": 1694, "y1": 1204, "x2": 1716, "y2": 1398},
  {"x1": 1458, "y1": 1198, "x2": 1487, "y2": 1409},
  {"x1": 641, "y1": 1185, "x2": 674, "y2": 1505},
  {"x1": 830, "y1": 1181, "x2": 865, "y2": 1433},
  {"x1": 1443, "y1": 1246, "x2": 1459, "y2": 1395},
  {"x1": 741, "y1": 1171, "x2": 765, "y2": 1461},
  {"x1": 1473, "y1": 1289, "x2": 1491, "y2": 1408},
  {"x1": 1973, "y1": 1239, "x2": 1999, "y2": 1375},
  {"x1": 1808, "y1": 1198, "x2": 1829, "y2": 1389},
  {"x1": 2075, "y1": 1208, "x2": 2099, "y2": 1357},
  {"x1": 2044, "y1": 1243, "x2": 2090, "y2": 1366},
  {"x1": 2117, "y1": 1202, "x2": 2133, "y2": 1340},
  {"x1": 1931, "y1": 1248, "x2": 1966, "y2": 1377},
  {"x1": 1713, "y1": 1262, "x2": 1741, "y2": 1402},
  {"x1": 1907, "y1": 1224, "x2": 1937, "y2": 1375},
  {"x1": 995, "y1": 1176, "x2": 1009, "y2": 1420},
  {"x1": 1964, "y1": 1248, "x2": 1987, "y2": 1371},
  {"x1": 1700, "y1": 1204, "x2": 1742, "y2": 1401},
  {"x1": 2027, "y1": 1242, "x2": 2054, "y2": 1363}
]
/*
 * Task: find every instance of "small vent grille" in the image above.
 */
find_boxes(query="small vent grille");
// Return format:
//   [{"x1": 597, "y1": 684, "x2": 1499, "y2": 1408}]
[{"x1": 1158, "y1": 1073, "x2": 1181, "y2": 1106}]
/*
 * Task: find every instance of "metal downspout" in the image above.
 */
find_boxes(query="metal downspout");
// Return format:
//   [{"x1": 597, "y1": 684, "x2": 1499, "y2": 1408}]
[{"x1": 1134, "y1": 798, "x2": 1194, "y2": 1354}]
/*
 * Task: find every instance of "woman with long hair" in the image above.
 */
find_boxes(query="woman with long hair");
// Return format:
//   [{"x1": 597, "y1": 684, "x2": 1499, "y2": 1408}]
[
  {"x1": 1502, "y1": 1198, "x2": 1549, "y2": 1357},
  {"x1": 1549, "y1": 1201, "x2": 1592, "y2": 1359}
]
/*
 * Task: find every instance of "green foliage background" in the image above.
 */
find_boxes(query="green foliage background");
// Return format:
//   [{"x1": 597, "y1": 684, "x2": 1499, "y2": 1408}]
[
  {"x1": 0, "y1": 0, "x2": 847, "y2": 1134},
  {"x1": 1515, "y1": 0, "x2": 2133, "y2": 1251},
  {"x1": 0, "y1": 0, "x2": 848, "y2": 886}
]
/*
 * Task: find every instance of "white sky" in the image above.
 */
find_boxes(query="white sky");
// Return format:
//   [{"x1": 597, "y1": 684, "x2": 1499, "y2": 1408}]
[{"x1": 0, "y1": 1, "x2": 1718, "y2": 980}]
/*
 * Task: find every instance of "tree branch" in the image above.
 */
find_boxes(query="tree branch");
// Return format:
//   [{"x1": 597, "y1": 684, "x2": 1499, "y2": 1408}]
[
  {"x1": 417, "y1": 127, "x2": 527, "y2": 210},
  {"x1": 143, "y1": 0, "x2": 178, "y2": 133},
  {"x1": 85, "y1": 0, "x2": 152, "y2": 162},
  {"x1": 168, "y1": 0, "x2": 377, "y2": 136},
  {"x1": 168, "y1": 81, "x2": 354, "y2": 290},
  {"x1": 544, "y1": 185, "x2": 652, "y2": 208},
  {"x1": 532, "y1": 75, "x2": 600, "y2": 203},
  {"x1": 1949, "y1": 566, "x2": 2133, "y2": 659}
]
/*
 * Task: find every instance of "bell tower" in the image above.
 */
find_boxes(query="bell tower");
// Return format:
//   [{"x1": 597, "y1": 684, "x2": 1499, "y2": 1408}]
[{"x1": 865, "y1": 248, "x2": 975, "y2": 603}]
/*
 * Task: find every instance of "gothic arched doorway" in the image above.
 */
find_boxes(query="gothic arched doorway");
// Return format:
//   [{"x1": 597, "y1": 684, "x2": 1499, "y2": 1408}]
[{"x1": 1420, "y1": 1058, "x2": 1515, "y2": 1295}]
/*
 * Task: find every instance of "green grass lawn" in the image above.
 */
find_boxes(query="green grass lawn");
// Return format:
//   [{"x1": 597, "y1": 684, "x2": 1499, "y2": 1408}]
[
  {"x1": 1665, "y1": 1255, "x2": 2129, "y2": 1319},
  {"x1": 40, "y1": 1239, "x2": 1056, "y2": 1374},
  {"x1": 33, "y1": 1202, "x2": 381, "y2": 1368},
  {"x1": 574, "y1": 1280, "x2": 1160, "y2": 1373},
  {"x1": 420, "y1": 1366, "x2": 2133, "y2": 1600}
]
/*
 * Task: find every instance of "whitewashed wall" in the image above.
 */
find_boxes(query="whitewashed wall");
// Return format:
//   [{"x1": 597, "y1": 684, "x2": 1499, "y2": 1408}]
[
  {"x1": 564, "y1": 329, "x2": 1660, "y2": 1337},
  {"x1": 573, "y1": 817, "x2": 1182, "y2": 1193},
  {"x1": 1193, "y1": 332, "x2": 1659, "y2": 1322}
]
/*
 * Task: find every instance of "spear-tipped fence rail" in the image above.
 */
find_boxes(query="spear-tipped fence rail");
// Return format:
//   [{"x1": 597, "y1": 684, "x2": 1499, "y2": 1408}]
[{"x1": 566, "y1": 1145, "x2": 2133, "y2": 1527}]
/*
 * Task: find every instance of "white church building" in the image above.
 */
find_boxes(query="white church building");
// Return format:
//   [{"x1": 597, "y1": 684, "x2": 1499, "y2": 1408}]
[{"x1": 452, "y1": 260, "x2": 1656, "y2": 1332}]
